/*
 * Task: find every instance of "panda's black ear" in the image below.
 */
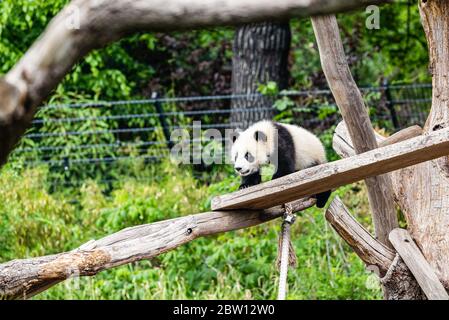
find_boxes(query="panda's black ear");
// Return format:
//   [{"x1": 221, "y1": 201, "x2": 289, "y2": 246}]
[
  {"x1": 231, "y1": 129, "x2": 242, "y2": 143},
  {"x1": 254, "y1": 131, "x2": 267, "y2": 142}
]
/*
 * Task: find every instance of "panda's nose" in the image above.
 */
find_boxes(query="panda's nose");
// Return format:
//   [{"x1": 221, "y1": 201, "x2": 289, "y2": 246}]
[{"x1": 235, "y1": 167, "x2": 242, "y2": 172}]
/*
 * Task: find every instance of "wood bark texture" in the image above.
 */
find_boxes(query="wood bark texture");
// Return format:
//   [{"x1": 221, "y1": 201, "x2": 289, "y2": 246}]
[
  {"x1": 389, "y1": 228, "x2": 449, "y2": 300},
  {"x1": 420, "y1": 0, "x2": 449, "y2": 178},
  {"x1": 231, "y1": 22, "x2": 291, "y2": 129},
  {"x1": 380, "y1": 255, "x2": 426, "y2": 300},
  {"x1": 390, "y1": 0, "x2": 449, "y2": 288}
]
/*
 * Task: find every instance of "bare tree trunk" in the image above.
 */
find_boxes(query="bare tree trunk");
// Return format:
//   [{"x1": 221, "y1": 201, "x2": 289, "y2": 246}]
[
  {"x1": 230, "y1": 22, "x2": 291, "y2": 129},
  {"x1": 420, "y1": 0, "x2": 449, "y2": 178}
]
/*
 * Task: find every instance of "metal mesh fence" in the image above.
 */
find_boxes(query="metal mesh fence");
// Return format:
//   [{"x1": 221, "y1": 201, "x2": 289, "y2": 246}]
[{"x1": 9, "y1": 83, "x2": 432, "y2": 188}]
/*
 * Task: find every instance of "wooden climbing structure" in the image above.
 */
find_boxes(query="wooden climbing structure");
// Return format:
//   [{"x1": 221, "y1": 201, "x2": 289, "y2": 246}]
[{"x1": 0, "y1": 0, "x2": 448, "y2": 300}]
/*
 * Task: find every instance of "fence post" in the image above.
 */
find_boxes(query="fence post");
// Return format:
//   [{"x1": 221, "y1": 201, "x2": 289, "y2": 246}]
[
  {"x1": 383, "y1": 79, "x2": 400, "y2": 130},
  {"x1": 152, "y1": 92, "x2": 174, "y2": 149}
]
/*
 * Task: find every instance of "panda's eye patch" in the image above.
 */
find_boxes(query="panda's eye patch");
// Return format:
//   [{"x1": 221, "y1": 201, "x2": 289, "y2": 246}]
[{"x1": 245, "y1": 152, "x2": 254, "y2": 162}]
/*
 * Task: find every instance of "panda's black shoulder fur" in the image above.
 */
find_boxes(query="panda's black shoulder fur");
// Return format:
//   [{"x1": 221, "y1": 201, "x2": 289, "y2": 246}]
[
  {"x1": 271, "y1": 121, "x2": 331, "y2": 208},
  {"x1": 271, "y1": 122, "x2": 296, "y2": 179}
]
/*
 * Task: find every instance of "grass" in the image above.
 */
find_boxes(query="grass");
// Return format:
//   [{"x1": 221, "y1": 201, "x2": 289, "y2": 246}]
[{"x1": 0, "y1": 161, "x2": 382, "y2": 300}]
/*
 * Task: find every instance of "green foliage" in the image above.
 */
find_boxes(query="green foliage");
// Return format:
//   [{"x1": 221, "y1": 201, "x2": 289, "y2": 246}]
[
  {"x1": 0, "y1": 160, "x2": 381, "y2": 300},
  {"x1": 289, "y1": 5, "x2": 430, "y2": 88},
  {"x1": 0, "y1": 165, "x2": 83, "y2": 260},
  {"x1": 274, "y1": 96, "x2": 295, "y2": 112},
  {"x1": 258, "y1": 81, "x2": 279, "y2": 96}
]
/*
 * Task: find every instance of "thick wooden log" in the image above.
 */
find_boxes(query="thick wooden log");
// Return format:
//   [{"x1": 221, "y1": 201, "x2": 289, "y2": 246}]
[
  {"x1": 391, "y1": 162, "x2": 449, "y2": 288},
  {"x1": 212, "y1": 126, "x2": 449, "y2": 211},
  {"x1": 420, "y1": 0, "x2": 449, "y2": 135},
  {"x1": 389, "y1": 229, "x2": 449, "y2": 300},
  {"x1": 311, "y1": 14, "x2": 397, "y2": 248},
  {"x1": 377, "y1": 0, "x2": 449, "y2": 289},
  {"x1": 378, "y1": 126, "x2": 423, "y2": 147},
  {"x1": 0, "y1": 198, "x2": 315, "y2": 300},
  {"x1": 0, "y1": 0, "x2": 390, "y2": 166},
  {"x1": 326, "y1": 197, "x2": 395, "y2": 274}
]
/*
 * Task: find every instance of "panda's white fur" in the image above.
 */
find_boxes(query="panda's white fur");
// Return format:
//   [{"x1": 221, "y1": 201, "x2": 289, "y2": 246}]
[
  {"x1": 231, "y1": 120, "x2": 326, "y2": 176},
  {"x1": 231, "y1": 120, "x2": 330, "y2": 208},
  {"x1": 277, "y1": 122, "x2": 327, "y2": 169}
]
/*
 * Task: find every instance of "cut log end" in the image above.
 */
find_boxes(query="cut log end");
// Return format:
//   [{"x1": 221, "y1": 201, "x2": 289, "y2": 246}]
[{"x1": 389, "y1": 228, "x2": 449, "y2": 300}]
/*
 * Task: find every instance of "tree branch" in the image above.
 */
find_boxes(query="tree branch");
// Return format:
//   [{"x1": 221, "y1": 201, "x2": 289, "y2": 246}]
[
  {"x1": 0, "y1": 0, "x2": 391, "y2": 165},
  {"x1": 0, "y1": 198, "x2": 315, "y2": 300},
  {"x1": 325, "y1": 197, "x2": 395, "y2": 274},
  {"x1": 333, "y1": 122, "x2": 423, "y2": 158}
]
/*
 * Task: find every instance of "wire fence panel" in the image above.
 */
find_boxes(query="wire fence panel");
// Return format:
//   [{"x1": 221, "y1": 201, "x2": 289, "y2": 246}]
[{"x1": 9, "y1": 83, "x2": 432, "y2": 189}]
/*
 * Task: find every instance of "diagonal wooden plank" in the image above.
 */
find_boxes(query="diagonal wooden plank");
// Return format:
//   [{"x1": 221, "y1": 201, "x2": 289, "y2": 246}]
[
  {"x1": 212, "y1": 126, "x2": 449, "y2": 211},
  {"x1": 389, "y1": 229, "x2": 449, "y2": 300},
  {"x1": 312, "y1": 14, "x2": 398, "y2": 248}
]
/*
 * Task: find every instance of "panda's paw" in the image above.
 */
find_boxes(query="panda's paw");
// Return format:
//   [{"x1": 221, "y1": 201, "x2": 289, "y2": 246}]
[{"x1": 238, "y1": 184, "x2": 250, "y2": 190}]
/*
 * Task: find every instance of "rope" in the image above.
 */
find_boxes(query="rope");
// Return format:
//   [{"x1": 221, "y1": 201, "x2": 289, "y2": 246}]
[{"x1": 277, "y1": 203, "x2": 297, "y2": 300}]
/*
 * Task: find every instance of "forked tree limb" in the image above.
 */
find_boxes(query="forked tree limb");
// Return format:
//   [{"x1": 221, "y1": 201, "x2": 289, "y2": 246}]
[
  {"x1": 333, "y1": 122, "x2": 423, "y2": 159},
  {"x1": 311, "y1": 14, "x2": 398, "y2": 248},
  {"x1": 0, "y1": 198, "x2": 315, "y2": 300},
  {"x1": 0, "y1": 0, "x2": 391, "y2": 166},
  {"x1": 378, "y1": 126, "x2": 423, "y2": 147}
]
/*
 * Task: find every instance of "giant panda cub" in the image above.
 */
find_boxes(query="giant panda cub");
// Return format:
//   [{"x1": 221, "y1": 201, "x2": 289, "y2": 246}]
[{"x1": 231, "y1": 120, "x2": 331, "y2": 208}]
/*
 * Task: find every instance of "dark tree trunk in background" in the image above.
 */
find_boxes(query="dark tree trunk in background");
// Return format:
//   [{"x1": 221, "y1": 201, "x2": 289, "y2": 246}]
[{"x1": 230, "y1": 22, "x2": 291, "y2": 129}]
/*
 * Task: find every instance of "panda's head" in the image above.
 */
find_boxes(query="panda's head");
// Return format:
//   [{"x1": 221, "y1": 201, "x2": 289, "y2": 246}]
[{"x1": 231, "y1": 127, "x2": 271, "y2": 177}]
